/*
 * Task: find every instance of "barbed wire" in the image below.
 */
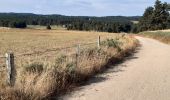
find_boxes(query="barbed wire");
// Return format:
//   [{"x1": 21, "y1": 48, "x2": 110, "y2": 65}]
[
  {"x1": 0, "y1": 56, "x2": 6, "y2": 59},
  {"x1": 0, "y1": 42, "x2": 97, "y2": 58}
]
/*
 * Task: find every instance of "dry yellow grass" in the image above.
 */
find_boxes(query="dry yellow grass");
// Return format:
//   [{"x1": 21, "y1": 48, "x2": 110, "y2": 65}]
[
  {"x1": 0, "y1": 28, "x2": 115, "y2": 55},
  {"x1": 0, "y1": 28, "x2": 118, "y2": 70},
  {"x1": 140, "y1": 30, "x2": 170, "y2": 44},
  {"x1": 0, "y1": 28, "x2": 138, "y2": 100}
]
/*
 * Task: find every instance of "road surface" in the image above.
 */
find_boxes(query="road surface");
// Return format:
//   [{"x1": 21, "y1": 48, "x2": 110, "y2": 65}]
[{"x1": 61, "y1": 36, "x2": 170, "y2": 100}]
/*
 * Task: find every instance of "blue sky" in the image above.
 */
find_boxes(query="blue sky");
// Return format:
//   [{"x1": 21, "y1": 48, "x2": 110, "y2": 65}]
[{"x1": 0, "y1": 0, "x2": 169, "y2": 16}]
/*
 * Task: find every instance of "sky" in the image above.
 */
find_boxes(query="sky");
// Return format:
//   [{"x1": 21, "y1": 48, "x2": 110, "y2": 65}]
[{"x1": 0, "y1": 0, "x2": 169, "y2": 16}]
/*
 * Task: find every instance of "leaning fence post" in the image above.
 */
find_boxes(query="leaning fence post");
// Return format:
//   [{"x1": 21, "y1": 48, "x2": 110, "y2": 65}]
[
  {"x1": 5, "y1": 53, "x2": 15, "y2": 86},
  {"x1": 97, "y1": 36, "x2": 101, "y2": 49}
]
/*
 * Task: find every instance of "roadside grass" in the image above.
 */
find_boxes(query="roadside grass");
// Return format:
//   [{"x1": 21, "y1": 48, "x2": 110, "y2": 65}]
[
  {"x1": 140, "y1": 31, "x2": 170, "y2": 44},
  {"x1": 0, "y1": 28, "x2": 139, "y2": 100}
]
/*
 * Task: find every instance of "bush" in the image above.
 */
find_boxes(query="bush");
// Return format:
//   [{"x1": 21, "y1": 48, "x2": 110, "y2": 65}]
[{"x1": 46, "y1": 25, "x2": 51, "y2": 30}]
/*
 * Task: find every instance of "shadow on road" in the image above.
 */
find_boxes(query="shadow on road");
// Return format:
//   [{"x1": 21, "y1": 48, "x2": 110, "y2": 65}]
[
  {"x1": 76, "y1": 46, "x2": 141, "y2": 90},
  {"x1": 59, "y1": 47, "x2": 141, "y2": 99}
]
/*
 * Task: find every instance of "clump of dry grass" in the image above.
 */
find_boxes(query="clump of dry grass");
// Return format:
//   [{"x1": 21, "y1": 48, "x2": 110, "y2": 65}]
[{"x1": 0, "y1": 34, "x2": 138, "y2": 100}]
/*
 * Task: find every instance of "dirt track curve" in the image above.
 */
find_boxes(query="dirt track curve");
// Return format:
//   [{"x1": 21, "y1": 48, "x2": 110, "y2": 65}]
[{"x1": 61, "y1": 36, "x2": 170, "y2": 100}]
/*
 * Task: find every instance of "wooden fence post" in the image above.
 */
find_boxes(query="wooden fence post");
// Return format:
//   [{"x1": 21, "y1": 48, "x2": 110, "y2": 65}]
[
  {"x1": 77, "y1": 44, "x2": 80, "y2": 55},
  {"x1": 76, "y1": 44, "x2": 80, "y2": 68},
  {"x1": 5, "y1": 53, "x2": 15, "y2": 86},
  {"x1": 98, "y1": 36, "x2": 101, "y2": 49}
]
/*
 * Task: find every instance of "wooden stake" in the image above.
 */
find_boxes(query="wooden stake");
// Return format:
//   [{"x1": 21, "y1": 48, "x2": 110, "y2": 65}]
[
  {"x1": 98, "y1": 36, "x2": 101, "y2": 49},
  {"x1": 5, "y1": 53, "x2": 15, "y2": 86}
]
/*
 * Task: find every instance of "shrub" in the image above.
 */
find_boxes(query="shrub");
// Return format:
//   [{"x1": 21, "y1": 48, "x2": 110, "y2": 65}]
[{"x1": 46, "y1": 25, "x2": 51, "y2": 30}]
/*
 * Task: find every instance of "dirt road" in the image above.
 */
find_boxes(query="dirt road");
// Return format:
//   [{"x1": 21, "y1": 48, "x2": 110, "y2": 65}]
[{"x1": 61, "y1": 36, "x2": 170, "y2": 100}]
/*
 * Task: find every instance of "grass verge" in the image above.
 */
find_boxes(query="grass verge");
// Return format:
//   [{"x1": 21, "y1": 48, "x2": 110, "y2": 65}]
[{"x1": 139, "y1": 31, "x2": 170, "y2": 44}]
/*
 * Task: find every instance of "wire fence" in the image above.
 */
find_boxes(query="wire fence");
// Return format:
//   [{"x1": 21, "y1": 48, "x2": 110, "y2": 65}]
[{"x1": 0, "y1": 36, "x2": 102, "y2": 86}]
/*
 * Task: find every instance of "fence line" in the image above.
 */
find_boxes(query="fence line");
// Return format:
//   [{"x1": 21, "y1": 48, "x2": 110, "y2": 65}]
[
  {"x1": 0, "y1": 56, "x2": 6, "y2": 59},
  {"x1": 0, "y1": 36, "x2": 101, "y2": 86},
  {"x1": 0, "y1": 42, "x2": 98, "y2": 58}
]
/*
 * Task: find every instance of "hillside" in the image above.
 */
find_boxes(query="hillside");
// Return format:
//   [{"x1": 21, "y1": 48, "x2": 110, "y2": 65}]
[
  {"x1": 0, "y1": 13, "x2": 140, "y2": 33},
  {"x1": 0, "y1": 13, "x2": 140, "y2": 24}
]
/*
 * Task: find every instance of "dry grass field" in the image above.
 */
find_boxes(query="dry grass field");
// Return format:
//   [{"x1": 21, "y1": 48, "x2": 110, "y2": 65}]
[
  {"x1": 0, "y1": 28, "x2": 116, "y2": 66},
  {"x1": 0, "y1": 28, "x2": 138, "y2": 100},
  {"x1": 0, "y1": 28, "x2": 115, "y2": 55}
]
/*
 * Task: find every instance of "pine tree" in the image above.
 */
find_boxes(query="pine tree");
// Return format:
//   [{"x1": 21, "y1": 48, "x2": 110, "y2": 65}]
[
  {"x1": 138, "y1": 0, "x2": 170, "y2": 32},
  {"x1": 139, "y1": 7, "x2": 154, "y2": 31},
  {"x1": 152, "y1": 0, "x2": 169, "y2": 30},
  {"x1": 167, "y1": 4, "x2": 170, "y2": 11}
]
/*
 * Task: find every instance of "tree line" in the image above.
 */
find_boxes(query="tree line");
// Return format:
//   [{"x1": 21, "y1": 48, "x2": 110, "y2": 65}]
[
  {"x1": 0, "y1": 13, "x2": 140, "y2": 33},
  {"x1": 67, "y1": 20, "x2": 132, "y2": 33}
]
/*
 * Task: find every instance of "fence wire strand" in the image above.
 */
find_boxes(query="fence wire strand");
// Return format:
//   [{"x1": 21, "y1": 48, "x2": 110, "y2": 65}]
[{"x1": 0, "y1": 42, "x2": 97, "y2": 59}]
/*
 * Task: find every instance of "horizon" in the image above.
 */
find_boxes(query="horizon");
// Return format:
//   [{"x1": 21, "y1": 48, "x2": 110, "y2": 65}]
[
  {"x1": 0, "y1": 12, "x2": 142, "y2": 17},
  {"x1": 0, "y1": 0, "x2": 169, "y2": 16}
]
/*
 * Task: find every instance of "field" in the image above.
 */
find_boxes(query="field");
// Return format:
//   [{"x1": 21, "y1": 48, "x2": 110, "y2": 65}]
[
  {"x1": 0, "y1": 28, "x2": 138, "y2": 100},
  {"x1": 0, "y1": 28, "x2": 116, "y2": 55},
  {"x1": 0, "y1": 28, "x2": 116, "y2": 66},
  {"x1": 140, "y1": 30, "x2": 170, "y2": 44}
]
